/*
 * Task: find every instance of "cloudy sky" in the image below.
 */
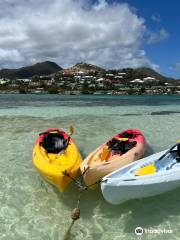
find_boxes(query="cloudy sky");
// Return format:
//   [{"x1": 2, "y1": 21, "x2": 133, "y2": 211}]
[{"x1": 0, "y1": 0, "x2": 179, "y2": 78}]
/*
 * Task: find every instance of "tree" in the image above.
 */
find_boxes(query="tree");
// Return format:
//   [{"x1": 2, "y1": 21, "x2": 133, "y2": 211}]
[
  {"x1": 47, "y1": 86, "x2": 59, "y2": 94},
  {"x1": 127, "y1": 88, "x2": 136, "y2": 95},
  {"x1": 139, "y1": 87, "x2": 146, "y2": 94},
  {"x1": 81, "y1": 81, "x2": 91, "y2": 94},
  {"x1": 19, "y1": 87, "x2": 27, "y2": 94}
]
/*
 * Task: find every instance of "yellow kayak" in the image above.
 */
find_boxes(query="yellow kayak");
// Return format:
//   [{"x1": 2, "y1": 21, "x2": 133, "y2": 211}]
[{"x1": 33, "y1": 128, "x2": 82, "y2": 192}]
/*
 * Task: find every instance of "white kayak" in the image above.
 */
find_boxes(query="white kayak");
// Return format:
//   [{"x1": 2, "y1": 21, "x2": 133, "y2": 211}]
[{"x1": 101, "y1": 144, "x2": 180, "y2": 204}]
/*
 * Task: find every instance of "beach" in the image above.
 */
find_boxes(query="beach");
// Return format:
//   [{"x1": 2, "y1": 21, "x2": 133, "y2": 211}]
[{"x1": 0, "y1": 94, "x2": 180, "y2": 240}]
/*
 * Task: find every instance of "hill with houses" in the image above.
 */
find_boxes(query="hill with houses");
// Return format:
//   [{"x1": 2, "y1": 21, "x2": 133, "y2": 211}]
[
  {"x1": 0, "y1": 61, "x2": 179, "y2": 95},
  {"x1": 0, "y1": 61, "x2": 176, "y2": 82}
]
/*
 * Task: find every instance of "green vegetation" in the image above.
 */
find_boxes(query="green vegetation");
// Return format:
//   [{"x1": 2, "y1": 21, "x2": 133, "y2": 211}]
[
  {"x1": 47, "y1": 87, "x2": 59, "y2": 94},
  {"x1": 139, "y1": 87, "x2": 146, "y2": 94},
  {"x1": 0, "y1": 61, "x2": 179, "y2": 95},
  {"x1": 19, "y1": 87, "x2": 28, "y2": 94},
  {"x1": 127, "y1": 88, "x2": 135, "y2": 95}
]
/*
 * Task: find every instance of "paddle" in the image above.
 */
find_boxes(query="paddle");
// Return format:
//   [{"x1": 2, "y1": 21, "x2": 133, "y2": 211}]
[
  {"x1": 135, "y1": 141, "x2": 179, "y2": 176},
  {"x1": 69, "y1": 125, "x2": 74, "y2": 135},
  {"x1": 100, "y1": 147, "x2": 110, "y2": 160}
]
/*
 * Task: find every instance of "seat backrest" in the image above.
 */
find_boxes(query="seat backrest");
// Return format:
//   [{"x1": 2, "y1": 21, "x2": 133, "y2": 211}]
[
  {"x1": 108, "y1": 138, "x2": 136, "y2": 154},
  {"x1": 120, "y1": 131, "x2": 134, "y2": 139},
  {"x1": 43, "y1": 133, "x2": 69, "y2": 153}
]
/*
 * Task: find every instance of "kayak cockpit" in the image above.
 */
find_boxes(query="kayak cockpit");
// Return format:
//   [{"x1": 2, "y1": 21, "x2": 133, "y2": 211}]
[
  {"x1": 130, "y1": 149, "x2": 180, "y2": 177},
  {"x1": 103, "y1": 148, "x2": 180, "y2": 182}
]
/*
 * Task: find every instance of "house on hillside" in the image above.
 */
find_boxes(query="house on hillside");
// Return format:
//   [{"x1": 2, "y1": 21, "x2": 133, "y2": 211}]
[
  {"x1": 114, "y1": 75, "x2": 123, "y2": 79},
  {"x1": 83, "y1": 75, "x2": 94, "y2": 81},
  {"x1": 57, "y1": 82, "x2": 65, "y2": 86},
  {"x1": 40, "y1": 75, "x2": 50, "y2": 79},
  {"x1": 97, "y1": 83, "x2": 105, "y2": 88},
  {"x1": 17, "y1": 78, "x2": 31, "y2": 84},
  {"x1": 105, "y1": 73, "x2": 114, "y2": 77},
  {"x1": 130, "y1": 79, "x2": 144, "y2": 87},
  {"x1": 34, "y1": 88, "x2": 46, "y2": 93},
  {"x1": 29, "y1": 81, "x2": 40, "y2": 87},
  {"x1": 96, "y1": 78, "x2": 104, "y2": 83},
  {"x1": 0, "y1": 78, "x2": 10, "y2": 85},
  {"x1": 76, "y1": 71, "x2": 84, "y2": 75},
  {"x1": 117, "y1": 72, "x2": 126, "y2": 75},
  {"x1": 143, "y1": 77, "x2": 156, "y2": 81},
  {"x1": 130, "y1": 79, "x2": 144, "y2": 83},
  {"x1": 62, "y1": 70, "x2": 74, "y2": 77},
  {"x1": 89, "y1": 84, "x2": 96, "y2": 88}
]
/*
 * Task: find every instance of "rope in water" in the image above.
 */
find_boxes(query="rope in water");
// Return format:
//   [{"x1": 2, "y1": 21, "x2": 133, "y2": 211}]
[
  {"x1": 63, "y1": 190, "x2": 84, "y2": 240},
  {"x1": 63, "y1": 192, "x2": 80, "y2": 240},
  {"x1": 63, "y1": 171, "x2": 103, "y2": 240}
]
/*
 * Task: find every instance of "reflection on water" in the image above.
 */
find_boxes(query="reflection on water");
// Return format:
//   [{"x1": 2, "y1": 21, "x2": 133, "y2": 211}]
[{"x1": 0, "y1": 94, "x2": 180, "y2": 240}]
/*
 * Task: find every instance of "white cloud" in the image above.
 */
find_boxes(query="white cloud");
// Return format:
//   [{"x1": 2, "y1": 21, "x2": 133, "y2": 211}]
[
  {"x1": 0, "y1": 48, "x2": 24, "y2": 67},
  {"x1": 147, "y1": 28, "x2": 169, "y2": 44},
  {"x1": 93, "y1": 0, "x2": 108, "y2": 11},
  {"x1": 171, "y1": 62, "x2": 180, "y2": 71},
  {"x1": 151, "y1": 14, "x2": 161, "y2": 22},
  {"x1": 0, "y1": 0, "x2": 159, "y2": 70}
]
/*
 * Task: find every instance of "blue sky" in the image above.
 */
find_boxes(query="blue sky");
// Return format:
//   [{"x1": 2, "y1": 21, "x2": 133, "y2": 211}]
[
  {"x1": 0, "y1": 0, "x2": 179, "y2": 78},
  {"x1": 110, "y1": 0, "x2": 180, "y2": 78}
]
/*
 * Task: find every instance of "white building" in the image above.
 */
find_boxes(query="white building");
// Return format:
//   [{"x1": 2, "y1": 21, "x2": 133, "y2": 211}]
[
  {"x1": 118, "y1": 72, "x2": 126, "y2": 75},
  {"x1": 143, "y1": 77, "x2": 156, "y2": 81},
  {"x1": 0, "y1": 79, "x2": 9, "y2": 85},
  {"x1": 83, "y1": 76, "x2": 94, "y2": 80},
  {"x1": 105, "y1": 73, "x2": 114, "y2": 77},
  {"x1": 76, "y1": 71, "x2": 84, "y2": 75},
  {"x1": 130, "y1": 79, "x2": 144, "y2": 83},
  {"x1": 17, "y1": 78, "x2": 31, "y2": 83},
  {"x1": 96, "y1": 78, "x2": 104, "y2": 83},
  {"x1": 115, "y1": 75, "x2": 123, "y2": 79},
  {"x1": 97, "y1": 83, "x2": 104, "y2": 87},
  {"x1": 89, "y1": 84, "x2": 96, "y2": 88}
]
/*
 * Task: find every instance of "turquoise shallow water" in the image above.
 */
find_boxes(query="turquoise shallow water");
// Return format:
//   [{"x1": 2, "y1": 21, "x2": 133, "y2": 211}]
[{"x1": 0, "y1": 94, "x2": 180, "y2": 240}]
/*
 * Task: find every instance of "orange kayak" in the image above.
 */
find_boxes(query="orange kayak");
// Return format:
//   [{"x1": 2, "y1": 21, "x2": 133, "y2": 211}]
[{"x1": 80, "y1": 129, "x2": 147, "y2": 186}]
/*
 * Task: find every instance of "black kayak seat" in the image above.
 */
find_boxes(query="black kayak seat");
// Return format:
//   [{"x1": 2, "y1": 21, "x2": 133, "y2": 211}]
[
  {"x1": 120, "y1": 131, "x2": 135, "y2": 139},
  {"x1": 176, "y1": 143, "x2": 180, "y2": 162},
  {"x1": 108, "y1": 138, "x2": 137, "y2": 154},
  {"x1": 42, "y1": 133, "x2": 69, "y2": 153}
]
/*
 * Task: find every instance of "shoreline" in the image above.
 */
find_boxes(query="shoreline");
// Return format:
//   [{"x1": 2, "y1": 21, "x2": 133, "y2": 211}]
[{"x1": 0, "y1": 89, "x2": 180, "y2": 95}]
